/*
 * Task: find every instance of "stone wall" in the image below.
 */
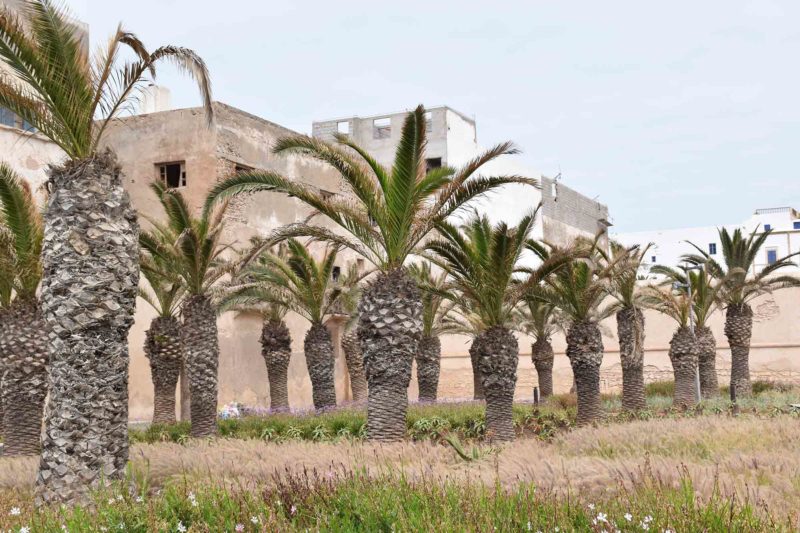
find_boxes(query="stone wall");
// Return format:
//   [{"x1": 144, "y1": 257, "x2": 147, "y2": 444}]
[{"x1": 540, "y1": 176, "x2": 609, "y2": 245}]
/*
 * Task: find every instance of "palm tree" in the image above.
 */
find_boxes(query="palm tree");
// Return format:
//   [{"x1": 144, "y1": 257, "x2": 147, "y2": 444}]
[
  {"x1": 204, "y1": 105, "x2": 534, "y2": 441},
  {"x1": 0, "y1": 0, "x2": 212, "y2": 502},
  {"x1": 336, "y1": 269, "x2": 369, "y2": 403},
  {"x1": 684, "y1": 228, "x2": 800, "y2": 398},
  {"x1": 534, "y1": 240, "x2": 615, "y2": 425},
  {"x1": 603, "y1": 241, "x2": 652, "y2": 412},
  {"x1": 0, "y1": 164, "x2": 46, "y2": 456},
  {"x1": 651, "y1": 264, "x2": 723, "y2": 399},
  {"x1": 143, "y1": 183, "x2": 229, "y2": 437},
  {"x1": 408, "y1": 261, "x2": 458, "y2": 402},
  {"x1": 519, "y1": 291, "x2": 559, "y2": 398},
  {"x1": 139, "y1": 225, "x2": 185, "y2": 425},
  {"x1": 425, "y1": 211, "x2": 565, "y2": 441}
]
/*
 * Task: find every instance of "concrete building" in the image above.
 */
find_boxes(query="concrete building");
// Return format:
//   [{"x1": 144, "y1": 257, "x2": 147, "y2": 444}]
[
  {"x1": 614, "y1": 206, "x2": 800, "y2": 277},
  {"x1": 313, "y1": 106, "x2": 611, "y2": 246}
]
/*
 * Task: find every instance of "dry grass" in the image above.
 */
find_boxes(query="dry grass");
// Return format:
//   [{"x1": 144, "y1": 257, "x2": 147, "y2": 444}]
[{"x1": 3, "y1": 413, "x2": 799, "y2": 519}]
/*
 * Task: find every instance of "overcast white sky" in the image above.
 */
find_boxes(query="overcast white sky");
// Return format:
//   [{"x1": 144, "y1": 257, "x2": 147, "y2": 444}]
[{"x1": 68, "y1": 1, "x2": 800, "y2": 232}]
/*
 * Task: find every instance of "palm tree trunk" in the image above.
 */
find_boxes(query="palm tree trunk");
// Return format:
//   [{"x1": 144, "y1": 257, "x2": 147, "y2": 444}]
[
  {"x1": 304, "y1": 322, "x2": 337, "y2": 410},
  {"x1": 0, "y1": 300, "x2": 48, "y2": 456},
  {"x1": 531, "y1": 337, "x2": 554, "y2": 398},
  {"x1": 469, "y1": 341, "x2": 485, "y2": 400},
  {"x1": 696, "y1": 326, "x2": 719, "y2": 398},
  {"x1": 616, "y1": 307, "x2": 646, "y2": 412},
  {"x1": 36, "y1": 152, "x2": 139, "y2": 505},
  {"x1": 144, "y1": 316, "x2": 182, "y2": 424},
  {"x1": 358, "y1": 268, "x2": 421, "y2": 442},
  {"x1": 416, "y1": 335, "x2": 441, "y2": 402},
  {"x1": 261, "y1": 319, "x2": 292, "y2": 411},
  {"x1": 725, "y1": 303, "x2": 753, "y2": 399},
  {"x1": 566, "y1": 320, "x2": 604, "y2": 425},
  {"x1": 475, "y1": 326, "x2": 518, "y2": 442},
  {"x1": 179, "y1": 361, "x2": 191, "y2": 422},
  {"x1": 341, "y1": 331, "x2": 367, "y2": 403},
  {"x1": 182, "y1": 294, "x2": 219, "y2": 437},
  {"x1": 669, "y1": 326, "x2": 699, "y2": 408}
]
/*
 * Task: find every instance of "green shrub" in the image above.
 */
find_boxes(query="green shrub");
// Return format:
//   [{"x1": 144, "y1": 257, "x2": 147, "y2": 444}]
[{"x1": 646, "y1": 380, "x2": 674, "y2": 397}]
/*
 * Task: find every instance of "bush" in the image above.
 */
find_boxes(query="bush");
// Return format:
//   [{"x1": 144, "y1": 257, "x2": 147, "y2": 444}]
[{"x1": 646, "y1": 380, "x2": 674, "y2": 397}]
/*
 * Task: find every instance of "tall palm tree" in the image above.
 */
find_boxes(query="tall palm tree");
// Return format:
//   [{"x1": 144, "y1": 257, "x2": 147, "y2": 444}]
[
  {"x1": 0, "y1": 164, "x2": 46, "y2": 456},
  {"x1": 651, "y1": 264, "x2": 723, "y2": 399},
  {"x1": 519, "y1": 291, "x2": 559, "y2": 398},
  {"x1": 534, "y1": 240, "x2": 615, "y2": 425},
  {"x1": 425, "y1": 211, "x2": 566, "y2": 441},
  {"x1": 684, "y1": 228, "x2": 800, "y2": 398},
  {"x1": 139, "y1": 225, "x2": 185, "y2": 424},
  {"x1": 408, "y1": 261, "x2": 458, "y2": 402},
  {"x1": 143, "y1": 183, "x2": 229, "y2": 437},
  {"x1": 603, "y1": 241, "x2": 652, "y2": 412},
  {"x1": 204, "y1": 105, "x2": 534, "y2": 441},
  {"x1": 0, "y1": 0, "x2": 212, "y2": 503}
]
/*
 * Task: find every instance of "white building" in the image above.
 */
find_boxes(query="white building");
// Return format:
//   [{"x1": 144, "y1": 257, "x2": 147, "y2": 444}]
[
  {"x1": 614, "y1": 206, "x2": 800, "y2": 277},
  {"x1": 312, "y1": 106, "x2": 611, "y2": 246}
]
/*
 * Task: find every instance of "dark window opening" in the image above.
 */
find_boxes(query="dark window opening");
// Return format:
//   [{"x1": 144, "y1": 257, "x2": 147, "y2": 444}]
[
  {"x1": 158, "y1": 162, "x2": 186, "y2": 188},
  {"x1": 0, "y1": 107, "x2": 15, "y2": 127},
  {"x1": 764, "y1": 224, "x2": 772, "y2": 232},
  {"x1": 319, "y1": 189, "x2": 335, "y2": 200},
  {"x1": 332, "y1": 266, "x2": 341, "y2": 282},
  {"x1": 767, "y1": 248, "x2": 778, "y2": 265},
  {"x1": 651, "y1": 256, "x2": 657, "y2": 263},
  {"x1": 425, "y1": 157, "x2": 442, "y2": 173},
  {"x1": 709, "y1": 243, "x2": 717, "y2": 255},
  {"x1": 794, "y1": 221, "x2": 800, "y2": 230}
]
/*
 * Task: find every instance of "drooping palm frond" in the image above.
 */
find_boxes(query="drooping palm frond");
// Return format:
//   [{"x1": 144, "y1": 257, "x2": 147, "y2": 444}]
[
  {"x1": 408, "y1": 260, "x2": 458, "y2": 337},
  {"x1": 600, "y1": 240, "x2": 653, "y2": 310},
  {"x1": 650, "y1": 263, "x2": 725, "y2": 328},
  {"x1": 138, "y1": 219, "x2": 184, "y2": 318},
  {"x1": 204, "y1": 105, "x2": 537, "y2": 273},
  {"x1": 0, "y1": 0, "x2": 212, "y2": 159},
  {"x1": 517, "y1": 286, "x2": 563, "y2": 341},
  {"x1": 0, "y1": 162, "x2": 42, "y2": 301}
]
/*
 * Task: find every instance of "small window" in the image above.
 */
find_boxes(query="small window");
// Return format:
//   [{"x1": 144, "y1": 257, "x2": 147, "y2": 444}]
[
  {"x1": 793, "y1": 221, "x2": 800, "y2": 230},
  {"x1": 0, "y1": 107, "x2": 15, "y2": 127},
  {"x1": 708, "y1": 243, "x2": 717, "y2": 255},
  {"x1": 373, "y1": 117, "x2": 391, "y2": 139},
  {"x1": 356, "y1": 258, "x2": 364, "y2": 271},
  {"x1": 332, "y1": 266, "x2": 341, "y2": 282},
  {"x1": 651, "y1": 256, "x2": 657, "y2": 263},
  {"x1": 424, "y1": 111, "x2": 433, "y2": 132},
  {"x1": 319, "y1": 189, "x2": 335, "y2": 200},
  {"x1": 766, "y1": 248, "x2": 778, "y2": 265},
  {"x1": 336, "y1": 121, "x2": 349, "y2": 135},
  {"x1": 157, "y1": 162, "x2": 186, "y2": 188},
  {"x1": 425, "y1": 157, "x2": 442, "y2": 173},
  {"x1": 764, "y1": 224, "x2": 772, "y2": 232},
  {"x1": 551, "y1": 182, "x2": 558, "y2": 202}
]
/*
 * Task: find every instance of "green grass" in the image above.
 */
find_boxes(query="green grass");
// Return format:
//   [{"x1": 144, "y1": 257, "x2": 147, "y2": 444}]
[{"x1": 0, "y1": 468, "x2": 782, "y2": 532}]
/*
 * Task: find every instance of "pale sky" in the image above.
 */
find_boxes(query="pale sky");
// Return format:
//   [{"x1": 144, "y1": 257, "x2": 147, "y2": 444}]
[{"x1": 68, "y1": 1, "x2": 800, "y2": 232}]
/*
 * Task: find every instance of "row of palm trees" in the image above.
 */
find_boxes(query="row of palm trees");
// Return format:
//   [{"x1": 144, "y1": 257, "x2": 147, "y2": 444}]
[{"x1": 0, "y1": 0, "x2": 797, "y2": 507}]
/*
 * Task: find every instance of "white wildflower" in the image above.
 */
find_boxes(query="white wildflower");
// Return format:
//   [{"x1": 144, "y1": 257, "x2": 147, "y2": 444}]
[
  {"x1": 624, "y1": 513, "x2": 633, "y2": 522},
  {"x1": 644, "y1": 515, "x2": 653, "y2": 523},
  {"x1": 135, "y1": 496, "x2": 144, "y2": 504},
  {"x1": 250, "y1": 516, "x2": 259, "y2": 524},
  {"x1": 116, "y1": 494, "x2": 124, "y2": 501},
  {"x1": 596, "y1": 512, "x2": 608, "y2": 523},
  {"x1": 588, "y1": 503, "x2": 595, "y2": 510},
  {"x1": 19, "y1": 527, "x2": 30, "y2": 533},
  {"x1": 640, "y1": 522, "x2": 649, "y2": 531},
  {"x1": 176, "y1": 521, "x2": 187, "y2": 533},
  {"x1": 9, "y1": 507, "x2": 21, "y2": 516},
  {"x1": 234, "y1": 524, "x2": 245, "y2": 532},
  {"x1": 526, "y1": 522, "x2": 531, "y2": 531},
  {"x1": 290, "y1": 504, "x2": 297, "y2": 515}
]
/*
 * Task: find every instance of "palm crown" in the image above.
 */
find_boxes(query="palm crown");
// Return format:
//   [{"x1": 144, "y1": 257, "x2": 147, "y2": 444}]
[
  {"x1": 602, "y1": 240, "x2": 652, "y2": 310},
  {"x1": 649, "y1": 264, "x2": 722, "y2": 329},
  {"x1": 519, "y1": 290, "x2": 559, "y2": 341},
  {"x1": 683, "y1": 227, "x2": 800, "y2": 306},
  {"x1": 138, "y1": 225, "x2": 184, "y2": 318},
  {"x1": 0, "y1": 0, "x2": 212, "y2": 159},
  {"x1": 0, "y1": 163, "x2": 42, "y2": 305},
  {"x1": 204, "y1": 105, "x2": 537, "y2": 272},
  {"x1": 407, "y1": 261, "x2": 459, "y2": 337}
]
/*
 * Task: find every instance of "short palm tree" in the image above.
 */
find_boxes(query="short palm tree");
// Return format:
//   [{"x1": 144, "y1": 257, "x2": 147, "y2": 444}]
[
  {"x1": 603, "y1": 241, "x2": 652, "y2": 412},
  {"x1": 337, "y1": 269, "x2": 369, "y2": 403},
  {"x1": 139, "y1": 224, "x2": 185, "y2": 425},
  {"x1": 651, "y1": 264, "x2": 723, "y2": 399},
  {"x1": 204, "y1": 105, "x2": 534, "y2": 441},
  {"x1": 519, "y1": 291, "x2": 559, "y2": 398},
  {"x1": 408, "y1": 261, "x2": 458, "y2": 402},
  {"x1": 684, "y1": 228, "x2": 800, "y2": 398},
  {"x1": 143, "y1": 184, "x2": 229, "y2": 437},
  {"x1": 534, "y1": 240, "x2": 615, "y2": 425},
  {"x1": 0, "y1": 163, "x2": 46, "y2": 456},
  {"x1": 0, "y1": 0, "x2": 212, "y2": 503},
  {"x1": 425, "y1": 211, "x2": 566, "y2": 441}
]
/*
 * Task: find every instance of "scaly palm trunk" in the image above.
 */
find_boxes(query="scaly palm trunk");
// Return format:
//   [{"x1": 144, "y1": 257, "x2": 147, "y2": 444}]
[
  {"x1": 261, "y1": 319, "x2": 292, "y2": 411},
  {"x1": 531, "y1": 337, "x2": 554, "y2": 398},
  {"x1": 179, "y1": 361, "x2": 191, "y2": 421},
  {"x1": 0, "y1": 300, "x2": 48, "y2": 456},
  {"x1": 36, "y1": 152, "x2": 139, "y2": 505},
  {"x1": 469, "y1": 341, "x2": 485, "y2": 400},
  {"x1": 358, "y1": 268, "x2": 421, "y2": 442},
  {"x1": 725, "y1": 303, "x2": 753, "y2": 399},
  {"x1": 341, "y1": 331, "x2": 368, "y2": 403},
  {"x1": 668, "y1": 326, "x2": 699, "y2": 408},
  {"x1": 416, "y1": 335, "x2": 441, "y2": 402},
  {"x1": 144, "y1": 316, "x2": 182, "y2": 424},
  {"x1": 616, "y1": 307, "x2": 646, "y2": 412},
  {"x1": 183, "y1": 294, "x2": 219, "y2": 437},
  {"x1": 696, "y1": 326, "x2": 719, "y2": 398},
  {"x1": 304, "y1": 322, "x2": 337, "y2": 410},
  {"x1": 475, "y1": 326, "x2": 518, "y2": 442},
  {"x1": 566, "y1": 320, "x2": 604, "y2": 425}
]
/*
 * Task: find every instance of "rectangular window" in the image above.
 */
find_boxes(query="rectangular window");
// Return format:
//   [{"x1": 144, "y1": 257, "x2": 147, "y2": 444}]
[
  {"x1": 332, "y1": 266, "x2": 341, "y2": 282},
  {"x1": 766, "y1": 248, "x2": 778, "y2": 265},
  {"x1": 356, "y1": 258, "x2": 365, "y2": 271},
  {"x1": 157, "y1": 162, "x2": 186, "y2": 188},
  {"x1": 373, "y1": 117, "x2": 391, "y2": 139},
  {"x1": 0, "y1": 107, "x2": 15, "y2": 127},
  {"x1": 425, "y1": 157, "x2": 442, "y2": 173},
  {"x1": 708, "y1": 243, "x2": 717, "y2": 255},
  {"x1": 336, "y1": 121, "x2": 349, "y2": 135},
  {"x1": 793, "y1": 221, "x2": 800, "y2": 230},
  {"x1": 424, "y1": 111, "x2": 433, "y2": 132},
  {"x1": 651, "y1": 256, "x2": 657, "y2": 263},
  {"x1": 764, "y1": 224, "x2": 772, "y2": 232}
]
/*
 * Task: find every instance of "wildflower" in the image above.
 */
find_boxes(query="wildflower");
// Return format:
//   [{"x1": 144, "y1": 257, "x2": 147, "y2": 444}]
[
  {"x1": 526, "y1": 522, "x2": 532, "y2": 531},
  {"x1": 61, "y1": 526, "x2": 68, "y2": 532},
  {"x1": 9, "y1": 507, "x2": 21, "y2": 516},
  {"x1": 665, "y1": 530, "x2": 672, "y2": 533},
  {"x1": 596, "y1": 512, "x2": 608, "y2": 523},
  {"x1": 20, "y1": 527, "x2": 30, "y2": 533},
  {"x1": 107, "y1": 498, "x2": 115, "y2": 505},
  {"x1": 624, "y1": 513, "x2": 633, "y2": 522},
  {"x1": 640, "y1": 522, "x2": 649, "y2": 531},
  {"x1": 234, "y1": 524, "x2": 245, "y2": 532},
  {"x1": 135, "y1": 496, "x2": 144, "y2": 504},
  {"x1": 176, "y1": 521, "x2": 187, "y2": 533},
  {"x1": 588, "y1": 503, "x2": 595, "y2": 510},
  {"x1": 116, "y1": 494, "x2": 124, "y2": 501},
  {"x1": 644, "y1": 515, "x2": 653, "y2": 523},
  {"x1": 290, "y1": 504, "x2": 297, "y2": 515},
  {"x1": 250, "y1": 516, "x2": 259, "y2": 525}
]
